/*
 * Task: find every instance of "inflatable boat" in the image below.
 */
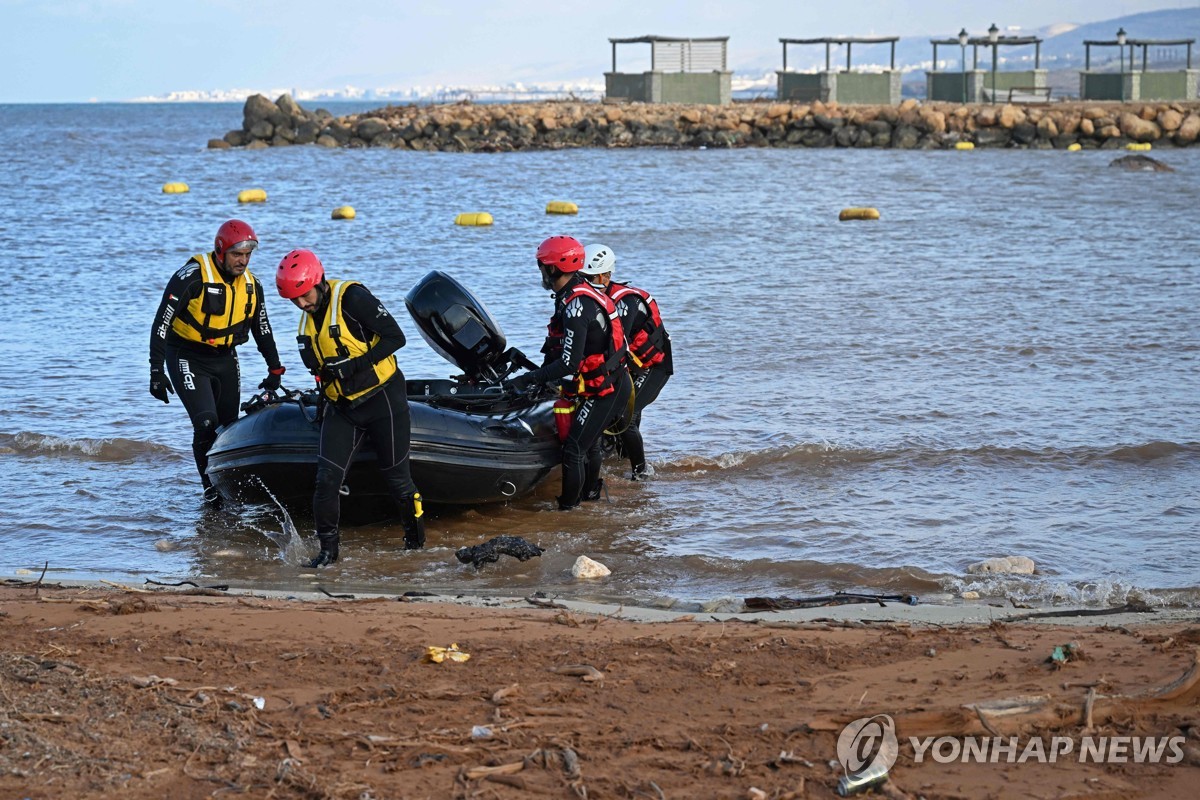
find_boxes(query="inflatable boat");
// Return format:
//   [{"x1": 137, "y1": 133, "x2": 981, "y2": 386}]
[{"x1": 205, "y1": 271, "x2": 560, "y2": 523}]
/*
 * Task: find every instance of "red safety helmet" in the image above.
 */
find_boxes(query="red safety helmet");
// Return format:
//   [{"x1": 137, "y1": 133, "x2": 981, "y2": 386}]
[
  {"x1": 214, "y1": 219, "x2": 259, "y2": 261},
  {"x1": 536, "y1": 235, "x2": 585, "y2": 272},
  {"x1": 276, "y1": 249, "x2": 325, "y2": 299}
]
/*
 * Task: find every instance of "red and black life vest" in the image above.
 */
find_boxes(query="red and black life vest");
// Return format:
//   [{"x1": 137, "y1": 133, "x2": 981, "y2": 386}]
[
  {"x1": 543, "y1": 281, "x2": 627, "y2": 397},
  {"x1": 607, "y1": 282, "x2": 666, "y2": 369}
]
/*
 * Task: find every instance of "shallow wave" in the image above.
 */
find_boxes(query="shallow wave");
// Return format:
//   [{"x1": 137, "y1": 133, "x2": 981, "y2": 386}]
[
  {"x1": 658, "y1": 440, "x2": 1200, "y2": 473},
  {"x1": 0, "y1": 431, "x2": 179, "y2": 462}
]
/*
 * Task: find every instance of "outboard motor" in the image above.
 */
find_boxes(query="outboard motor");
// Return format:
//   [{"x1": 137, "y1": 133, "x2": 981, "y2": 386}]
[{"x1": 405, "y1": 270, "x2": 530, "y2": 384}]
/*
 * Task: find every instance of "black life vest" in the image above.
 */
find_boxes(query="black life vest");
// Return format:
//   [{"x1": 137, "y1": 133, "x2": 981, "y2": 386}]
[{"x1": 543, "y1": 280, "x2": 627, "y2": 397}]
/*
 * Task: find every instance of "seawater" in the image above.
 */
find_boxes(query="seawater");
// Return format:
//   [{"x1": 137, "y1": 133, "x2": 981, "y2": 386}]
[{"x1": 1, "y1": 102, "x2": 1197, "y2": 607}]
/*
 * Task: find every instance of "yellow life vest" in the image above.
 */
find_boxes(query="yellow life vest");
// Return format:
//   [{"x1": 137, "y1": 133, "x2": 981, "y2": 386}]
[
  {"x1": 298, "y1": 279, "x2": 398, "y2": 404},
  {"x1": 171, "y1": 252, "x2": 258, "y2": 348}
]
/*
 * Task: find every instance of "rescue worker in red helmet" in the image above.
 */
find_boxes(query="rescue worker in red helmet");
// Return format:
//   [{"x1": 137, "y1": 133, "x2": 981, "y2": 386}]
[
  {"x1": 504, "y1": 236, "x2": 633, "y2": 510},
  {"x1": 148, "y1": 219, "x2": 285, "y2": 505},
  {"x1": 276, "y1": 249, "x2": 425, "y2": 567},
  {"x1": 580, "y1": 243, "x2": 673, "y2": 480}
]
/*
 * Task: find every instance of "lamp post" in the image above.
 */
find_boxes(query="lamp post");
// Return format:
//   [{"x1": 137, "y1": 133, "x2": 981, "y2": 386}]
[
  {"x1": 959, "y1": 28, "x2": 969, "y2": 103},
  {"x1": 1117, "y1": 27, "x2": 1127, "y2": 103},
  {"x1": 988, "y1": 23, "x2": 999, "y2": 104}
]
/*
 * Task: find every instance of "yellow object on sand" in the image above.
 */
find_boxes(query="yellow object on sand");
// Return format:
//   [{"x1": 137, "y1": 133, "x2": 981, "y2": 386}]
[
  {"x1": 237, "y1": 188, "x2": 267, "y2": 203},
  {"x1": 162, "y1": 182, "x2": 189, "y2": 194},
  {"x1": 839, "y1": 207, "x2": 881, "y2": 221},
  {"x1": 454, "y1": 212, "x2": 493, "y2": 226},
  {"x1": 545, "y1": 200, "x2": 579, "y2": 215},
  {"x1": 331, "y1": 205, "x2": 356, "y2": 220},
  {"x1": 424, "y1": 643, "x2": 471, "y2": 663}
]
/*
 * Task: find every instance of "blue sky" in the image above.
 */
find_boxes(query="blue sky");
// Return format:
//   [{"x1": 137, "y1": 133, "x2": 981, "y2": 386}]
[{"x1": 0, "y1": 0, "x2": 1192, "y2": 102}]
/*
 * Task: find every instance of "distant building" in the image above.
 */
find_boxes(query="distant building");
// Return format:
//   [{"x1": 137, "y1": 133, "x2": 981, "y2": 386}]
[
  {"x1": 776, "y1": 37, "x2": 902, "y2": 105},
  {"x1": 1080, "y1": 35, "x2": 1196, "y2": 101},
  {"x1": 926, "y1": 29, "x2": 1048, "y2": 103},
  {"x1": 605, "y1": 36, "x2": 732, "y2": 105}
]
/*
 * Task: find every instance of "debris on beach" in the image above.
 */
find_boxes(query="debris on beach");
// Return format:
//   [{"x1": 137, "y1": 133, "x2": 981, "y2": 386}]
[
  {"x1": 966, "y1": 555, "x2": 1036, "y2": 575},
  {"x1": 570, "y1": 555, "x2": 611, "y2": 579},
  {"x1": 423, "y1": 643, "x2": 470, "y2": 664},
  {"x1": 455, "y1": 535, "x2": 544, "y2": 569},
  {"x1": 742, "y1": 592, "x2": 920, "y2": 611}
]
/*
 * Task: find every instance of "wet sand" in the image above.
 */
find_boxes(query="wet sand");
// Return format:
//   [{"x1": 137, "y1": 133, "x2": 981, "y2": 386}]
[{"x1": 2, "y1": 582, "x2": 1199, "y2": 799}]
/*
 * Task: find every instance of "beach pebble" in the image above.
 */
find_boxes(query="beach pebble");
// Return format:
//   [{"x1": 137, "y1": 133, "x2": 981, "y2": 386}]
[
  {"x1": 967, "y1": 555, "x2": 1036, "y2": 575},
  {"x1": 571, "y1": 555, "x2": 611, "y2": 579},
  {"x1": 961, "y1": 591, "x2": 981, "y2": 600}
]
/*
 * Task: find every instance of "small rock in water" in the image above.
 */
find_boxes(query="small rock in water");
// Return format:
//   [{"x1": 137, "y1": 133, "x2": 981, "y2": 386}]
[
  {"x1": 571, "y1": 555, "x2": 611, "y2": 579},
  {"x1": 154, "y1": 539, "x2": 179, "y2": 552},
  {"x1": 961, "y1": 590, "x2": 981, "y2": 600},
  {"x1": 1109, "y1": 154, "x2": 1174, "y2": 172},
  {"x1": 966, "y1": 556, "x2": 1035, "y2": 575}
]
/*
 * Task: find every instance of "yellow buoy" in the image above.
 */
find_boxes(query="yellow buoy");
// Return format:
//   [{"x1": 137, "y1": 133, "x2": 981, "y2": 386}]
[
  {"x1": 161, "y1": 182, "x2": 189, "y2": 194},
  {"x1": 1067, "y1": 143, "x2": 1082, "y2": 151},
  {"x1": 237, "y1": 188, "x2": 267, "y2": 203},
  {"x1": 839, "y1": 207, "x2": 880, "y2": 221},
  {"x1": 454, "y1": 212, "x2": 494, "y2": 227},
  {"x1": 1125, "y1": 142, "x2": 1152, "y2": 151},
  {"x1": 331, "y1": 205, "x2": 356, "y2": 220},
  {"x1": 954, "y1": 141, "x2": 975, "y2": 150},
  {"x1": 545, "y1": 200, "x2": 579, "y2": 215}
]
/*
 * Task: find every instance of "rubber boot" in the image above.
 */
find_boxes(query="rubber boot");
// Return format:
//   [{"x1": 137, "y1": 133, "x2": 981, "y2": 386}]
[
  {"x1": 306, "y1": 533, "x2": 339, "y2": 568},
  {"x1": 582, "y1": 478, "x2": 606, "y2": 502},
  {"x1": 401, "y1": 493, "x2": 426, "y2": 550}
]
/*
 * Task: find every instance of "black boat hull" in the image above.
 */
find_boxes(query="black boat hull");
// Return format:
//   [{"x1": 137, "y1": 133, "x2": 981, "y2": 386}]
[{"x1": 206, "y1": 383, "x2": 560, "y2": 523}]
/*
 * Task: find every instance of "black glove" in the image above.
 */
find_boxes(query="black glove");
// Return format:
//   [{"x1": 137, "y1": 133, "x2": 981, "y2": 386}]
[
  {"x1": 504, "y1": 374, "x2": 535, "y2": 395},
  {"x1": 259, "y1": 366, "x2": 286, "y2": 392},
  {"x1": 321, "y1": 357, "x2": 360, "y2": 383},
  {"x1": 149, "y1": 367, "x2": 174, "y2": 404}
]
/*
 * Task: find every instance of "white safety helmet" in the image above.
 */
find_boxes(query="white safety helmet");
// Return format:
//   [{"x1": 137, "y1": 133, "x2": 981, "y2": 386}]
[{"x1": 581, "y1": 243, "x2": 616, "y2": 277}]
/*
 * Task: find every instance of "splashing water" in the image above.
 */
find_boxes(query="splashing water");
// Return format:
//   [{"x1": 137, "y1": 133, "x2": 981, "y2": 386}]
[{"x1": 244, "y1": 477, "x2": 309, "y2": 564}]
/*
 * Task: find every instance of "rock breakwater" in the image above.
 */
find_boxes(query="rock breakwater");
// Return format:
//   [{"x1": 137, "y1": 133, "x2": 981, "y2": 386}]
[{"x1": 210, "y1": 93, "x2": 1200, "y2": 152}]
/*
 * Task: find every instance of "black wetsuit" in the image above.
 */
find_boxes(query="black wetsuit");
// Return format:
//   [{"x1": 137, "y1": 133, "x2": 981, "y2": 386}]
[
  {"x1": 610, "y1": 286, "x2": 673, "y2": 477},
  {"x1": 522, "y1": 275, "x2": 633, "y2": 508},
  {"x1": 305, "y1": 284, "x2": 419, "y2": 539},
  {"x1": 149, "y1": 256, "x2": 281, "y2": 490}
]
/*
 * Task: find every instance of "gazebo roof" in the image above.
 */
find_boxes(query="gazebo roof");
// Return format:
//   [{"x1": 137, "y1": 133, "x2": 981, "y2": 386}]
[
  {"x1": 608, "y1": 35, "x2": 728, "y2": 44},
  {"x1": 779, "y1": 36, "x2": 899, "y2": 45}
]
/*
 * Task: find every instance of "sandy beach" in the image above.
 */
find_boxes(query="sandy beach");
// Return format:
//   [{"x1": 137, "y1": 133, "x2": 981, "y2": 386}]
[{"x1": 2, "y1": 581, "x2": 1198, "y2": 799}]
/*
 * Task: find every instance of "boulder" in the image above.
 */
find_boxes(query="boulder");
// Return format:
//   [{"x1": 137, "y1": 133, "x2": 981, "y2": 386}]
[
  {"x1": 571, "y1": 555, "x2": 611, "y2": 579},
  {"x1": 1079, "y1": 118, "x2": 1095, "y2": 137},
  {"x1": 975, "y1": 108, "x2": 997, "y2": 127},
  {"x1": 275, "y1": 93, "x2": 304, "y2": 119},
  {"x1": 1158, "y1": 109, "x2": 1183, "y2": 132},
  {"x1": 1109, "y1": 154, "x2": 1175, "y2": 172},
  {"x1": 248, "y1": 120, "x2": 274, "y2": 140},
  {"x1": 1120, "y1": 112, "x2": 1161, "y2": 142},
  {"x1": 891, "y1": 124, "x2": 921, "y2": 149},
  {"x1": 242, "y1": 94, "x2": 280, "y2": 130},
  {"x1": 966, "y1": 556, "x2": 1035, "y2": 575},
  {"x1": 206, "y1": 138, "x2": 231, "y2": 149},
  {"x1": 998, "y1": 104, "x2": 1023, "y2": 129},
  {"x1": 898, "y1": 98, "x2": 919, "y2": 113},
  {"x1": 918, "y1": 108, "x2": 946, "y2": 134},
  {"x1": 1036, "y1": 116, "x2": 1058, "y2": 139},
  {"x1": 1012, "y1": 122, "x2": 1037, "y2": 144},
  {"x1": 315, "y1": 134, "x2": 339, "y2": 148},
  {"x1": 974, "y1": 127, "x2": 1010, "y2": 147},
  {"x1": 354, "y1": 117, "x2": 390, "y2": 141},
  {"x1": 1175, "y1": 113, "x2": 1200, "y2": 144},
  {"x1": 679, "y1": 108, "x2": 702, "y2": 124},
  {"x1": 1082, "y1": 106, "x2": 1107, "y2": 120},
  {"x1": 222, "y1": 129, "x2": 247, "y2": 147}
]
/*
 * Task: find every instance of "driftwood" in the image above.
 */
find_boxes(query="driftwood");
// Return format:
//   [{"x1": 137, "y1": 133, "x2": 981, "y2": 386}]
[{"x1": 808, "y1": 647, "x2": 1200, "y2": 739}]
